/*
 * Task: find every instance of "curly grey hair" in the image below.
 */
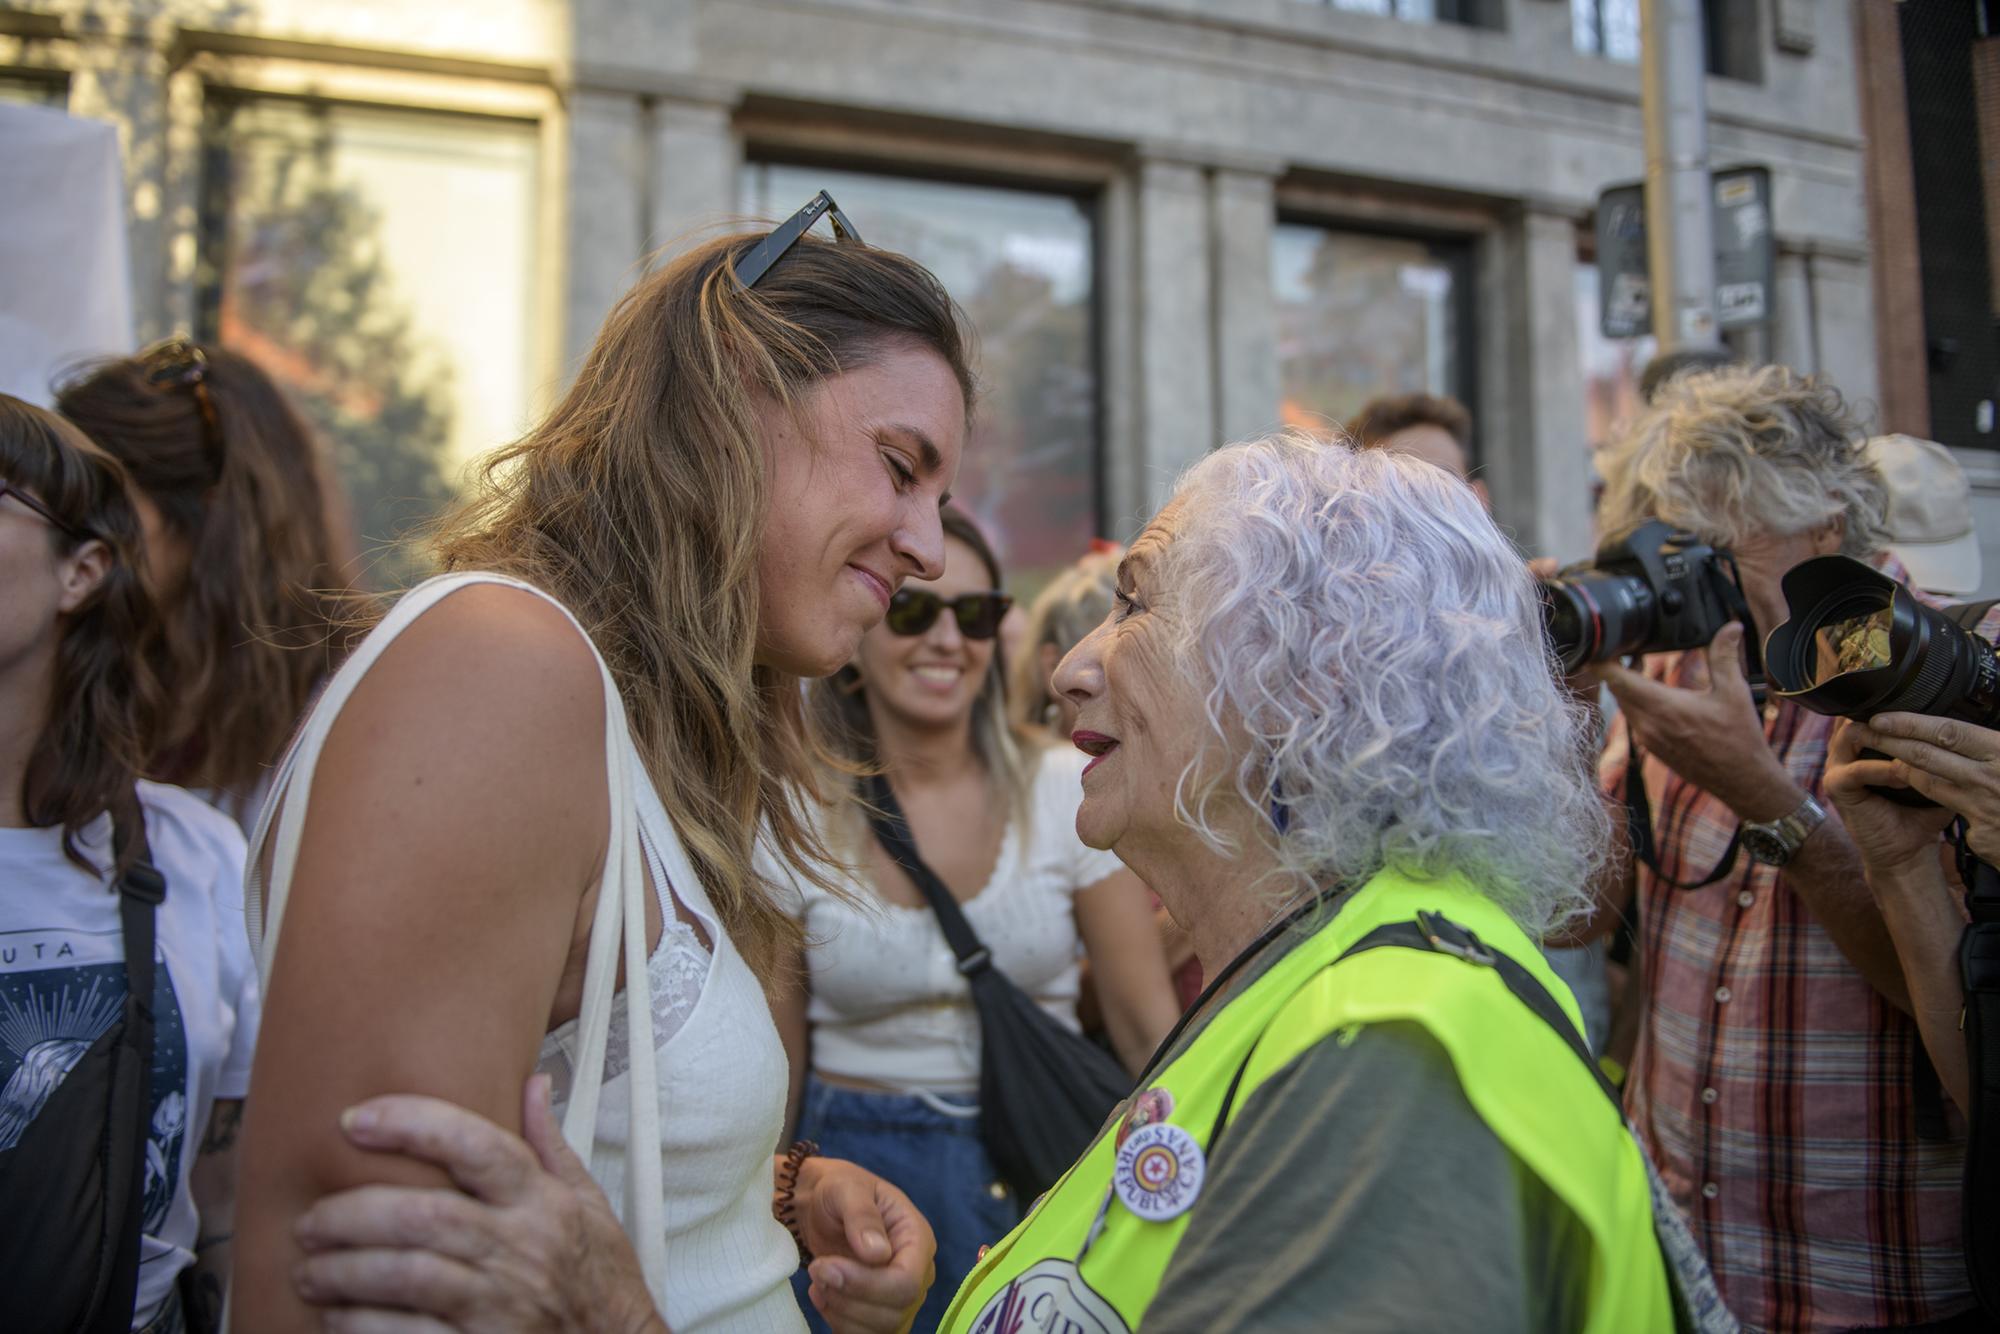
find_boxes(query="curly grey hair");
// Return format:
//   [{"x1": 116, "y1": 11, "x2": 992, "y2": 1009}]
[
  {"x1": 1596, "y1": 363, "x2": 1886, "y2": 557},
  {"x1": 1160, "y1": 432, "x2": 1605, "y2": 937}
]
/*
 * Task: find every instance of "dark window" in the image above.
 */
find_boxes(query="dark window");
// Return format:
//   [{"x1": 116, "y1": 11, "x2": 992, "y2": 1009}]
[
  {"x1": 1575, "y1": 0, "x2": 1761, "y2": 80},
  {"x1": 198, "y1": 96, "x2": 545, "y2": 578},
  {"x1": 0, "y1": 72, "x2": 67, "y2": 106},
  {"x1": 1272, "y1": 222, "x2": 1478, "y2": 463},
  {"x1": 1900, "y1": 0, "x2": 2000, "y2": 449},
  {"x1": 742, "y1": 162, "x2": 1102, "y2": 592},
  {"x1": 1292, "y1": 0, "x2": 1493, "y2": 27}
]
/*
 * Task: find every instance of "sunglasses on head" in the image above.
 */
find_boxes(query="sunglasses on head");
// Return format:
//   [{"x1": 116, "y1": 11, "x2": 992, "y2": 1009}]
[
  {"x1": 884, "y1": 590, "x2": 1013, "y2": 640},
  {"x1": 734, "y1": 190, "x2": 865, "y2": 289},
  {"x1": 139, "y1": 336, "x2": 224, "y2": 477},
  {"x1": 0, "y1": 479, "x2": 90, "y2": 540}
]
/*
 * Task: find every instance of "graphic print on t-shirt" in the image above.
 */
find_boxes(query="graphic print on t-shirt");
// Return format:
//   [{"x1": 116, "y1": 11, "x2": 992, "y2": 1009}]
[{"x1": 0, "y1": 923, "x2": 189, "y2": 1231}]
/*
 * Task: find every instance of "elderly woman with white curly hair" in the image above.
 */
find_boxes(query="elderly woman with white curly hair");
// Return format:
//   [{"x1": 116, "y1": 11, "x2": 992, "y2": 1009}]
[{"x1": 277, "y1": 435, "x2": 1706, "y2": 1334}]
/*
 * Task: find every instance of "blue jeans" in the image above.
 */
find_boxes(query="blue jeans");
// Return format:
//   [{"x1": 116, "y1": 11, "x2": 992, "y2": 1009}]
[{"x1": 791, "y1": 1076, "x2": 1023, "y2": 1334}]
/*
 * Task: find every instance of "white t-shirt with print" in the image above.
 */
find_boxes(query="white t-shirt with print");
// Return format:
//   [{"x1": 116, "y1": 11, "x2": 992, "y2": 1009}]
[
  {"x1": 797, "y1": 745, "x2": 1126, "y2": 1093},
  {"x1": 0, "y1": 781, "x2": 260, "y2": 1326}
]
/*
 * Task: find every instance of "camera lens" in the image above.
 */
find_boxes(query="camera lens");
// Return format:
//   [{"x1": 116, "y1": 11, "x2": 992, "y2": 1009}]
[
  {"x1": 1765, "y1": 555, "x2": 2000, "y2": 726},
  {"x1": 1541, "y1": 573, "x2": 1657, "y2": 673}
]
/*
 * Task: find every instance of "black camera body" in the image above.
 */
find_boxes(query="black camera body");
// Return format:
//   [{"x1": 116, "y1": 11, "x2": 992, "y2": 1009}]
[{"x1": 1540, "y1": 519, "x2": 1758, "y2": 674}]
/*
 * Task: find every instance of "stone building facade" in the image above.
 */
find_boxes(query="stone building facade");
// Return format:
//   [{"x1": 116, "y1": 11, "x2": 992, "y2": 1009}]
[{"x1": 4, "y1": 0, "x2": 1951, "y2": 586}]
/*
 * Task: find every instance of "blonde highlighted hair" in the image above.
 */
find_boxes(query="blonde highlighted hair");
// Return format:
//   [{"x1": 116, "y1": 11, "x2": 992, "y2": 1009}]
[
  {"x1": 1596, "y1": 364, "x2": 1886, "y2": 558},
  {"x1": 1010, "y1": 550, "x2": 1119, "y2": 732},
  {"x1": 427, "y1": 230, "x2": 975, "y2": 980}
]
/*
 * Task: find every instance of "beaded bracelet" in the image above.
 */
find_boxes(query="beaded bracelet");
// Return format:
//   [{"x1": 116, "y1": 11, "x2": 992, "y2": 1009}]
[{"x1": 774, "y1": 1138, "x2": 819, "y2": 1266}]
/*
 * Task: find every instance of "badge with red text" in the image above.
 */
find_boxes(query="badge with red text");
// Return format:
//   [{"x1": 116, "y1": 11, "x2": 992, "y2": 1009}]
[{"x1": 1112, "y1": 1121, "x2": 1205, "y2": 1221}]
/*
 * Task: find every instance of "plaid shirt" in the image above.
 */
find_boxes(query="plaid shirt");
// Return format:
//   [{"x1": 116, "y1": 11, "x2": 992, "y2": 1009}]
[{"x1": 1601, "y1": 568, "x2": 1997, "y2": 1333}]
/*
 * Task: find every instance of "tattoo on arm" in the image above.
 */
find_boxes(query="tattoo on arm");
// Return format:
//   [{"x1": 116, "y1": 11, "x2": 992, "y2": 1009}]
[{"x1": 200, "y1": 1101, "x2": 243, "y2": 1155}]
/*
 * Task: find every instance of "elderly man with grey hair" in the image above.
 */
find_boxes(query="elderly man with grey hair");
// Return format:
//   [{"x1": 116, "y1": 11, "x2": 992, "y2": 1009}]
[{"x1": 1575, "y1": 364, "x2": 1995, "y2": 1333}]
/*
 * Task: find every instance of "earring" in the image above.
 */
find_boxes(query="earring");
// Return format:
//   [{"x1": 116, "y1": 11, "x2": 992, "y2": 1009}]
[{"x1": 1269, "y1": 774, "x2": 1290, "y2": 835}]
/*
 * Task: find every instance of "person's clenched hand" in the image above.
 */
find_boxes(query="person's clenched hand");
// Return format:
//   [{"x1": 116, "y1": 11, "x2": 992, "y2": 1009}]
[
  {"x1": 1846, "y1": 713, "x2": 2000, "y2": 865},
  {"x1": 789, "y1": 1155, "x2": 936, "y2": 1334}
]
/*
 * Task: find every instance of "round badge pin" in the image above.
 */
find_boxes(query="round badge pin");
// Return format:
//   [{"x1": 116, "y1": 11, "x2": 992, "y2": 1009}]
[{"x1": 1112, "y1": 1121, "x2": 1205, "y2": 1221}]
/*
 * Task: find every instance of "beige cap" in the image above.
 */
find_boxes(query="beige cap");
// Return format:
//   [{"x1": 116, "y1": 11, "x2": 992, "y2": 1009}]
[{"x1": 1862, "y1": 434, "x2": 1983, "y2": 596}]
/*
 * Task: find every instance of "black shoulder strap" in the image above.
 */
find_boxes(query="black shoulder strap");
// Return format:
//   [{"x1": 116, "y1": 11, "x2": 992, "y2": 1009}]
[
  {"x1": 1625, "y1": 743, "x2": 1745, "y2": 891},
  {"x1": 863, "y1": 774, "x2": 994, "y2": 977},
  {"x1": 114, "y1": 807, "x2": 165, "y2": 1035},
  {"x1": 92, "y1": 795, "x2": 165, "y2": 1334},
  {"x1": 1339, "y1": 912, "x2": 1623, "y2": 1113}
]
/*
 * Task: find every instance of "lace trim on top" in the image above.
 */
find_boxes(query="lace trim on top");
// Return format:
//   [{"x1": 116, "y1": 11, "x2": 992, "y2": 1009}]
[{"x1": 538, "y1": 915, "x2": 710, "y2": 1100}]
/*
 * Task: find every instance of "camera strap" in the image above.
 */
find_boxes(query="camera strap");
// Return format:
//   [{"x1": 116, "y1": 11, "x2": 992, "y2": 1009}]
[
  {"x1": 1622, "y1": 690, "x2": 1814, "y2": 892},
  {"x1": 1623, "y1": 747, "x2": 1745, "y2": 890},
  {"x1": 1951, "y1": 818, "x2": 2000, "y2": 1319}
]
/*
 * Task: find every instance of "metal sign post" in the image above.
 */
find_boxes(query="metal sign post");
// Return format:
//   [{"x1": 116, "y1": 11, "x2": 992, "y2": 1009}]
[
  {"x1": 1595, "y1": 166, "x2": 1775, "y2": 341},
  {"x1": 1639, "y1": 0, "x2": 1720, "y2": 350}
]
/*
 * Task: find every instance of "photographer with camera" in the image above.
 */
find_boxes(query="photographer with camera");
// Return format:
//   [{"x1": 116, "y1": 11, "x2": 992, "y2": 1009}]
[{"x1": 1567, "y1": 365, "x2": 1981, "y2": 1332}]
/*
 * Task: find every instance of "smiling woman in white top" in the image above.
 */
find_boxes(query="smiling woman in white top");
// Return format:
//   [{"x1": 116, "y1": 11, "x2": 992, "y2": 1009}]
[
  {"x1": 779, "y1": 508, "x2": 1180, "y2": 1333},
  {"x1": 232, "y1": 211, "x2": 983, "y2": 1334}
]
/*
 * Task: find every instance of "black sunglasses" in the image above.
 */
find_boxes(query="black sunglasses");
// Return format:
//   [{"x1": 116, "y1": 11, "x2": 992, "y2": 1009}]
[
  {"x1": 139, "y1": 336, "x2": 224, "y2": 476},
  {"x1": 885, "y1": 590, "x2": 1013, "y2": 640},
  {"x1": 734, "y1": 191, "x2": 864, "y2": 289},
  {"x1": 0, "y1": 479, "x2": 90, "y2": 540}
]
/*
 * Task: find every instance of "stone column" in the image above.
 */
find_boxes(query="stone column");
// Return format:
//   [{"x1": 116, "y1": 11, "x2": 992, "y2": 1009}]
[
  {"x1": 1130, "y1": 155, "x2": 1214, "y2": 519},
  {"x1": 648, "y1": 89, "x2": 741, "y2": 257},
  {"x1": 1806, "y1": 252, "x2": 1880, "y2": 419},
  {"x1": 561, "y1": 87, "x2": 648, "y2": 373},
  {"x1": 1770, "y1": 249, "x2": 1818, "y2": 376},
  {"x1": 1482, "y1": 207, "x2": 1593, "y2": 562},
  {"x1": 1210, "y1": 164, "x2": 1280, "y2": 445}
]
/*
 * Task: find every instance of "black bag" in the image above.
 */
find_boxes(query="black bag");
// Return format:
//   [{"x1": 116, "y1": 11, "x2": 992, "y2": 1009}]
[
  {"x1": 0, "y1": 801, "x2": 166, "y2": 1334},
  {"x1": 1959, "y1": 837, "x2": 2000, "y2": 1323},
  {"x1": 1932, "y1": 597, "x2": 2000, "y2": 1324},
  {"x1": 865, "y1": 775, "x2": 1133, "y2": 1201}
]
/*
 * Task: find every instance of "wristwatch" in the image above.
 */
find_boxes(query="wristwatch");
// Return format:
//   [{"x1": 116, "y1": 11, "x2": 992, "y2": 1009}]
[{"x1": 1741, "y1": 793, "x2": 1827, "y2": 866}]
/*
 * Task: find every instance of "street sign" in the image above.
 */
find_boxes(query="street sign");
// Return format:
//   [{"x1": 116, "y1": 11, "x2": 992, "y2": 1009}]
[{"x1": 1594, "y1": 165, "x2": 1774, "y2": 338}]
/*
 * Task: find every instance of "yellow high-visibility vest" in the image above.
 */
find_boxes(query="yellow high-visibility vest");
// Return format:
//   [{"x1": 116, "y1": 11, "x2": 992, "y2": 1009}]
[{"x1": 938, "y1": 868, "x2": 1675, "y2": 1333}]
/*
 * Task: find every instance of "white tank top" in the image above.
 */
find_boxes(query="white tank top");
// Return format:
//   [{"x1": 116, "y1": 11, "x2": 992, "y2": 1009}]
[{"x1": 245, "y1": 572, "x2": 802, "y2": 1332}]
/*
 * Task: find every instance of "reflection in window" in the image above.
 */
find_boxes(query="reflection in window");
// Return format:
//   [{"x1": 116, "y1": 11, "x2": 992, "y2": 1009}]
[
  {"x1": 1575, "y1": 261, "x2": 1655, "y2": 484},
  {"x1": 1290, "y1": 0, "x2": 1491, "y2": 22},
  {"x1": 0, "y1": 75, "x2": 66, "y2": 106},
  {"x1": 743, "y1": 163, "x2": 1098, "y2": 593},
  {"x1": 1273, "y1": 223, "x2": 1466, "y2": 443},
  {"x1": 1573, "y1": 0, "x2": 1641, "y2": 61},
  {"x1": 200, "y1": 99, "x2": 542, "y2": 583}
]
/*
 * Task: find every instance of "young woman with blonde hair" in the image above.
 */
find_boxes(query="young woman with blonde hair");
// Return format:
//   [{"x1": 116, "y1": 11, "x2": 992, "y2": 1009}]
[
  {"x1": 782, "y1": 508, "x2": 1179, "y2": 1331},
  {"x1": 231, "y1": 199, "x2": 978, "y2": 1333}
]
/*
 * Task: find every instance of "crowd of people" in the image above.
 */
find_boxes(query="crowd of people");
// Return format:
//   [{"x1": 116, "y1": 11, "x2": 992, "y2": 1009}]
[{"x1": 4, "y1": 192, "x2": 1998, "y2": 1334}]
